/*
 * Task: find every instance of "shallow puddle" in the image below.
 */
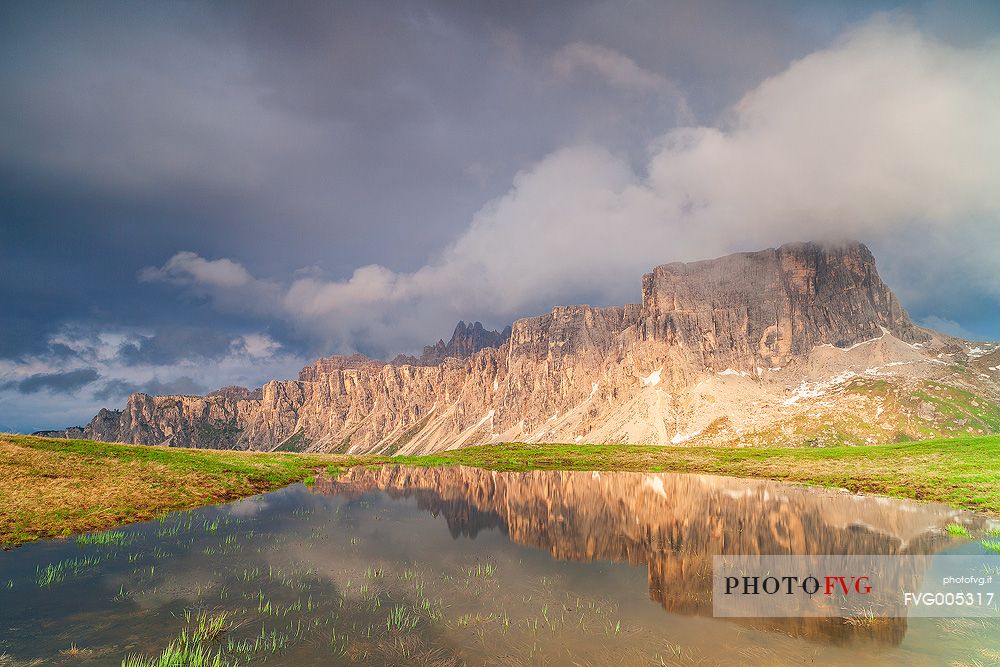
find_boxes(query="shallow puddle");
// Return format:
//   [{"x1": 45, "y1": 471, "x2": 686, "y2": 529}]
[{"x1": 2, "y1": 466, "x2": 999, "y2": 665}]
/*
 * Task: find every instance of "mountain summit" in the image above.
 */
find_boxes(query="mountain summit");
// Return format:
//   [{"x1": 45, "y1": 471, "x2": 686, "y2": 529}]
[
  {"x1": 392, "y1": 321, "x2": 512, "y2": 367},
  {"x1": 56, "y1": 241, "x2": 1000, "y2": 453}
]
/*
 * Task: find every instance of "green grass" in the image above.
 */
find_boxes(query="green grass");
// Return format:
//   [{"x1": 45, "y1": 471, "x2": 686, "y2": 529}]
[
  {"x1": 394, "y1": 436, "x2": 1000, "y2": 516},
  {"x1": 946, "y1": 523, "x2": 970, "y2": 537},
  {"x1": 1, "y1": 433, "x2": 370, "y2": 546},
  {"x1": 77, "y1": 529, "x2": 131, "y2": 546},
  {"x1": 4, "y1": 432, "x2": 1000, "y2": 547},
  {"x1": 187, "y1": 610, "x2": 233, "y2": 642},
  {"x1": 468, "y1": 562, "x2": 496, "y2": 578},
  {"x1": 981, "y1": 539, "x2": 1000, "y2": 554},
  {"x1": 36, "y1": 555, "x2": 101, "y2": 587},
  {"x1": 121, "y1": 629, "x2": 228, "y2": 667},
  {"x1": 385, "y1": 604, "x2": 419, "y2": 633}
]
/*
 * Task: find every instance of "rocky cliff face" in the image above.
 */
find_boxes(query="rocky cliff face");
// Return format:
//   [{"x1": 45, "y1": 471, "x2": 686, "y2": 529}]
[
  {"x1": 638, "y1": 241, "x2": 923, "y2": 370},
  {"x1": 392, "y1": 321, "x2": 511, "y2": 366},
  {"x1": 73, "y1": 241, "x2": 1000, "y2": 453}
]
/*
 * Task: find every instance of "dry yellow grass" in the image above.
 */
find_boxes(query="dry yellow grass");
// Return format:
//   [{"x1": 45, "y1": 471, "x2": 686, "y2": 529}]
[{"x1": 0, "y1": 434, "x2": 347, "y2": 546}]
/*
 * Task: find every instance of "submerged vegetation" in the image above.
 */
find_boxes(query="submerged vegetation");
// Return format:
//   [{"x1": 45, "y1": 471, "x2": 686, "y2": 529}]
[
  {"x1": 4, "y1": 438, "x2": 1000, "y2": 665},
  {"x1": 982, "y1": 539, "x2": 1000, "y2": 554},
  {"x1": 5, "y1": 480, "x2": 1000, "y2": 667},
  {"x1": 77, "y1": 529, "x2": 131, "y2": 546},
  {"x1": 3, "y1": 493, "x2": 700, "y2": 666},
  {"x1": 121, "y1": 630, "x2": 227, "y2": 667},
  {"x1": 3, "y1": 431, "x2": 1000, "y2": 546},
  {"x1": 35, "y1": 555, "x2": 101, "y2": 587},
  {"x1": 946, "y1": 523, "x2": 970, "y2": 537}
]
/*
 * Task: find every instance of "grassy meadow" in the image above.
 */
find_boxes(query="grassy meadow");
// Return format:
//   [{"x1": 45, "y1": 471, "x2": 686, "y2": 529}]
[{"x1": 3, "y1": 432, "x2": 1000, "y2": 546}]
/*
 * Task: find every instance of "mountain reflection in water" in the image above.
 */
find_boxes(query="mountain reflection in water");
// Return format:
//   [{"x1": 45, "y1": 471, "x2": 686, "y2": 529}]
[
  {"x1": 314, "y1": 465, "x2": 982, "y2": 647},
  {"x1": 4, "y1": 466, "x2": 996, "y2": 666}
]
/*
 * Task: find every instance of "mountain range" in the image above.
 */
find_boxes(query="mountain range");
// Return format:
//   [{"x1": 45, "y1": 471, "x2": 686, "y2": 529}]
[{"x1": 42, "y1": 241, "x2": 1000, "y2": 454}]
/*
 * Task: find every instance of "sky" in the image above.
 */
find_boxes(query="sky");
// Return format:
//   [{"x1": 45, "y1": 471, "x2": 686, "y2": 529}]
[{"x1": 2, "y1": 0, "x2": 999, "y2": 432}]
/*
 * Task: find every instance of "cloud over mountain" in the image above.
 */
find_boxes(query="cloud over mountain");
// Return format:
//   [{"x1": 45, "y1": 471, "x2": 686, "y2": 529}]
[
  {"x1": 3, "y1": 3, "x2": 1000, "y2": 432},
  {"x1": 143, "y1": 20, "x2": 1000, "y2": 357}
]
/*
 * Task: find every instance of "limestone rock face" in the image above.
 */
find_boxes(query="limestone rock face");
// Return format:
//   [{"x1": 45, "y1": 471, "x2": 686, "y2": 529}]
[
  {"x1": 638, "y1": 241, "x2": 924, "y2": 371},
  {"x1": 207, "y1": 386, "x2": 261, "y2": 401},
  {"x1": 299, "y1": 354, "x2": 387, "y2": 382},
  {"x1": 71, "y1": 241, "x2": 1000, "y2": 452},
  {"x1": 85, "y1": 395, "x2": 244, "y2": 449},
  {"x1": 391, "y1": 321, "x2": 511, "y2": 366}
]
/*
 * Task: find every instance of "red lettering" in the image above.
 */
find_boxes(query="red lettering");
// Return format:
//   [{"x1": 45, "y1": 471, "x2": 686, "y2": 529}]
[
  {"x1": 824, "y1": 576, "x2": 847, "y2": 595},
  {"x1": 823, "y1": 575, "x2": 872, "y2": 595}
]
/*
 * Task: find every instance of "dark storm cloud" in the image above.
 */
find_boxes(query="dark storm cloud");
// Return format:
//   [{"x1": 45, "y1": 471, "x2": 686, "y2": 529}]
[
  {"x1": 1, "y1": 0, "x2": 706, "y2": 362},
  {"x1": 117, "y1": 328, "x2": 243, "y2": 367},
  {"x1": 2, "y1": 0, "x2": 838, "y2": 294},
  {"x1": 2, "y1": 0, "x2": 999, "y2": 432},
  {"x1": 94, "y1": 376, "x2": 206, "y2": 401},
  {"x1": 8, "y1": 368, "x2": 100, "y2": 395}
]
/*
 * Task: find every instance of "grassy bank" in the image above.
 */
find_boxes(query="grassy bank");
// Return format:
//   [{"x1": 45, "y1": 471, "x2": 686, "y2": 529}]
[
  {"x1": 397, "y1": 436, "x2": 1000, "y2": 514},
  {"x1": 0, "y1": 434, "x2": 364, "y2": 546},
  {"x1": 3, "y1": 432, "x2": 1000, "y2": 547}
]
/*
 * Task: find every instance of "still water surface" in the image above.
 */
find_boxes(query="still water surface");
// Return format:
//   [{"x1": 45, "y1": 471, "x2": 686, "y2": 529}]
[{"x1": 2, "y1": 466, "x2": 999, "y2": 665}]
